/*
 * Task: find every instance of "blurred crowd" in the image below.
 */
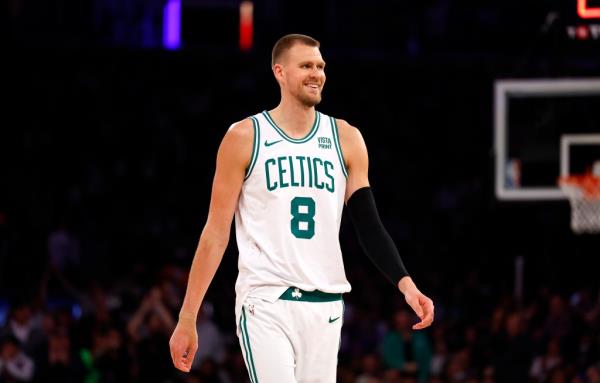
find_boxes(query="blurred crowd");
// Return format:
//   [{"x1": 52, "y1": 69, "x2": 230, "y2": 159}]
[{"x1": 2, "y1": 224, "x2": 600, "y2": 383}]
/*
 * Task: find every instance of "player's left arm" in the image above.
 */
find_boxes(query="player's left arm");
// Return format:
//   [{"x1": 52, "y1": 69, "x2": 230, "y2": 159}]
[{"x1": 337, "y1": 119, "x2": 434, "y2": 330}]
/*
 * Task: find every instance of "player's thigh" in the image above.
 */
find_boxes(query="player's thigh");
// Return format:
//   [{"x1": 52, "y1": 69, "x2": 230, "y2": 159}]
[
  {"x1": 294, "y1": 300, "x2": 344, "y2": 383},
  {"x1": 238, "y1": 297, "x2": 297, "y2": 383}
]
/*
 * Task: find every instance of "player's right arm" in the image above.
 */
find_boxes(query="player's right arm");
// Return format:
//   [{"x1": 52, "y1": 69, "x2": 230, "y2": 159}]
[{"x1": 169, "y1": 118, "x2": 254, "y2": 372}]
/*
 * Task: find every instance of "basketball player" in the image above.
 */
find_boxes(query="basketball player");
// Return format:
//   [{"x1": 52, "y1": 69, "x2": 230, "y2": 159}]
[{"x1": 169, "y1": 34, "x2": 434, "y2": 382}]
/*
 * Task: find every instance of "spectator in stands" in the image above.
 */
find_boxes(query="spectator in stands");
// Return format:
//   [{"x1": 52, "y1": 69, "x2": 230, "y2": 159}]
[
  {"x1": 192, "y1": 302, "x2": 226, "y2": 369},
  {"x1": 545, "y1": 295, "x2": 573, "y2": 340},
  {"x1": 0, "y1": 335, "x2": 35, "y2": 382},
  {"x1": 0, "y1": 301, "x2": 45, "y2": 359},
  {"x1": 90, "y1": 325, "x2": 128, "y2": 382},
  {"x1": 356, "y1": 353, "x2": 382, "y2": 383},
  {"x1": 36, "y1": 327, "x2": 84, "y2": 382},
  {"x1": 381, "y1": 309, "x2": 432, "y2": 383},
  {"x1": 586, "y1": 364, "x2": 600, "y2": 383},
  {"x1": 530, "y1": 337, "x2": 564, "y2": 382},
  {"x1": 47, "y1": 223, "x2": 80, "y2": 277},
  {"x1": 429, "y1": 339, "x2": 448, "y2": 377},
  {"x1": 492, "y1": 311, "x2": 533, "y2": 383},
  {"x1": 128, "y1": 286, "x2": 176, "y2": 382}
]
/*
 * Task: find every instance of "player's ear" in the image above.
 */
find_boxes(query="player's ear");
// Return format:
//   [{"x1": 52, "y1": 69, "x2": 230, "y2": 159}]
[{"x1": 272, "y1": 63, "x2": 284, "y2": 83}]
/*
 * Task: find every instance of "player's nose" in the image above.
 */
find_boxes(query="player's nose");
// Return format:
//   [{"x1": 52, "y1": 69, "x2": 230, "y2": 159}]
[{"x1": 307, "y1": 72, "x2": 324, "y2": 84}]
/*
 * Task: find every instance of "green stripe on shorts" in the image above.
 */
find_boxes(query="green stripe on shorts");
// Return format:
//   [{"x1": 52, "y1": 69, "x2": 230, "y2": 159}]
[
  {"x1": 239, "y1": 311, "x2": 255, "y2": 383},
  {"x1": 241, "y1": 307, "x2": 259, "y2": 383}
]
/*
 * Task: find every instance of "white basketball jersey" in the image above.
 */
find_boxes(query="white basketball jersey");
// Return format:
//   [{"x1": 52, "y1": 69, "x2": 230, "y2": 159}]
[{"x1": 234, "y1": 110, "x2": 352, "y2": 320}]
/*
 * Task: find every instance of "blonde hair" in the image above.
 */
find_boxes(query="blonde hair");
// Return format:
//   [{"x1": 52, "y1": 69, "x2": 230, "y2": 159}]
[{"x1": 271, "y1": 34, "x2": 320, "y2": 67}]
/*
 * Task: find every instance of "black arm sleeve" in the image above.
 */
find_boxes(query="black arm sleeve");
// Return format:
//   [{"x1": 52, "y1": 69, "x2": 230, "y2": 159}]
[{"x1": 346, "y1": 186, "x2": 409, "y2": 285}]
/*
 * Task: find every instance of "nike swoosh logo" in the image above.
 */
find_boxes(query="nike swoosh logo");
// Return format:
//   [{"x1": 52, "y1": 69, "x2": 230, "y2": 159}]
[
  {"x1": 329, "y1": 316, "x2": 340, "y2": 323},
  {"x1": 264, "y1": 139, "x2": 283, "y2": 147}
]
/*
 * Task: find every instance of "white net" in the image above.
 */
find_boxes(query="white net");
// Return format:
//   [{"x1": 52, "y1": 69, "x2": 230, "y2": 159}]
[{"x1": 560, "y1": 174, "x2": 600, "y2": 234}]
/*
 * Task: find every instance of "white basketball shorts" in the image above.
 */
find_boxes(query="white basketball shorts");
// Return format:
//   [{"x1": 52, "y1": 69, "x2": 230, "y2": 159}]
[{"x1": 237, "y1": 287, "x2": 344, "y2": 383}]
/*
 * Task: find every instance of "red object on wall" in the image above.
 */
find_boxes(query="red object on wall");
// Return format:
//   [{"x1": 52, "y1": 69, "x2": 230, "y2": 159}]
[{"x1": 240, "y1": 1, "x2": 253, "y2": 52}]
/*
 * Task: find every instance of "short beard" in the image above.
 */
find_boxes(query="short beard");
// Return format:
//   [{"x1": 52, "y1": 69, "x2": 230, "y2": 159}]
[{"x1": 298, "y1": 93, "x2": 321, "y2": 108}]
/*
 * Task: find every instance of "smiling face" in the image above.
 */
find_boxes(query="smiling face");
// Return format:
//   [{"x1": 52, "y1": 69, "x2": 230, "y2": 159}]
[{"x1": 273, "y1": 43, "x2": 326, "y2": 107}]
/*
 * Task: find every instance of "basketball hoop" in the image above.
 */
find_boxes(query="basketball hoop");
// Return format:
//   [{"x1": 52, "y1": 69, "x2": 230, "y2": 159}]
[{"x1": 559, "y1": 169, "x2": 600, "y2": 234}]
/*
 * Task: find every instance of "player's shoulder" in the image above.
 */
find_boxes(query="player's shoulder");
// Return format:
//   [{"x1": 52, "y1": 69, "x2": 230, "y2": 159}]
[
  {"x1": 227, "y1": 117, "x2": 255, "y2": 137},
  {"x1": 217, "y1": 118, "x2": 256, "y2": 160},
  {"x1": 332, "y1": 117, "x2": 363, "y2": 143},
  {"x1": 330, "y1": 117, "x2": 367, "y2": 163},
  {"x1": 221, "y1": 117, "x2": 255, "y2": 145}
]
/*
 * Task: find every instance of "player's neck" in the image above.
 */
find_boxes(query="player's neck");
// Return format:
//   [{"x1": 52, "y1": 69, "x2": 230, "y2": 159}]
[{"x1": 269, "y1": 101, "x2": 316, "y2": 139}]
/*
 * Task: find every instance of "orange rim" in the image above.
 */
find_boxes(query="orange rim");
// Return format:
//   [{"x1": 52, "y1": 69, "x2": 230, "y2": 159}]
[{"x1": 559, "y1": 173, "x2": 600, "y2": 198}]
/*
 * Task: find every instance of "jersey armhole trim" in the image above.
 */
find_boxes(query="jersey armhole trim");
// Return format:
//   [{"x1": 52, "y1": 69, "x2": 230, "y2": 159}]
[
  {"x1": 330, "y1": 117, "x2": 348, "y2": 178},
  {"x1": 244, "y1": 116, "x2": 260, "y2": 181}
]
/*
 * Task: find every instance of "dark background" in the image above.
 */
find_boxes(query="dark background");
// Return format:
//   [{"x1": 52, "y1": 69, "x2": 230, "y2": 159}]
[{"x1": 1, "y1": 1, "x2": 600, "y2": 382}]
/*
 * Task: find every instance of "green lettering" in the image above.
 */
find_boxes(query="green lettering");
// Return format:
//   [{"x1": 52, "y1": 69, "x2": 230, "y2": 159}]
[
  {"x1": 265, "y1": 158, "x2": 277, "y2": 191},
  {"x1": 288, "y1": 156, "x2": 300, "y2": 187},
  {"x1": 278, "y1": 156, "x2": 289, "y2": 188},
  {"x1": 307, "y1": 156, "x2": 313, "y2": 188},
  {"x1": 324, "y1": 160, "x2": 335, "y2": 193},
  {"x1": 296, "y1": 156, "x2": 306, "y2": 187},
  {"x1": 313, "y1": 158, "x2": 324, "y2": 189}
]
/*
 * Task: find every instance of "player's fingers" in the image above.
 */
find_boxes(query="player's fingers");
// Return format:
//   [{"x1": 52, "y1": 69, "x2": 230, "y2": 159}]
[
  {"x1": 169, "y1": 338, "x2": 180, "y2": 365},
  {"x1": 173, "y1": 355, "x2": 189, "y2": 372},
  {"x1": 177, "y1": 352, "x2": 192, "y2": 372},
  {"x1": 413, "y1": 300, "x2": 434, "y2": 330},
  {"x1": 173, "y1": 350, "x2": 190, "y2": 371},
  {"x1": 170, "y1": 339, "x2": 191, "y2": 372},
  {"x1": 412, "y1": 320, "x2": 428, "y2": 330},
  {"x1": 182, "y1": 344, "x2": 198, "y2": 369},
  {"x1": 412, "y1": 314, "x2": 433, "y2": 330},
  {"x1": 180, "y1": 339, "x2": 199, "y2": 371},
  {"x1": 179, "y1": 350, "x2": 192, "y2": 372},
  {"x1": 422, "y1": 299, "x2": 435, "y2": 324},
  {"x1": 406, "y1": 295, "x2": 424, "y2": 319}
]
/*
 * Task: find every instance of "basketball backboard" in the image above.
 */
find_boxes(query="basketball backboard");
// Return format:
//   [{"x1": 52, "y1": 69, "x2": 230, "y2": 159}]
[{"x1": 494, "y1": 78, "x2": 600, "y2": 200}]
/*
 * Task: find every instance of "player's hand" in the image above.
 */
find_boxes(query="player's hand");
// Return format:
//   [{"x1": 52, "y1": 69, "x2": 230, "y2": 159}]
[
  {"x1": 169, "y1": 316, "x2": 198, "y2": 372},
  {"x1": 398, "y1": 277, "x2": 435, "y2": 330}
]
